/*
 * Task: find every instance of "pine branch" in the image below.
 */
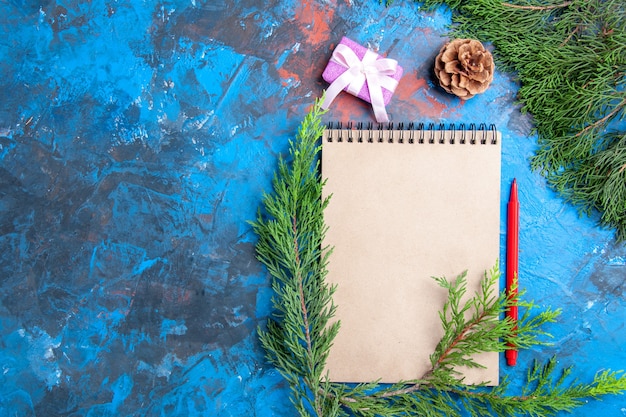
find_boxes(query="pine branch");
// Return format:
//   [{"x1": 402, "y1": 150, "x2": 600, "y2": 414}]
[
  {"x1": 319, "y1": 265, "x2": 560, "y2": 414},
  {"x1": 573, "y1": 98, "x2": 626, "y2": 139},
  {"x1": 451, "y1": 358, "x2": 626, "y2": 416},
  {"x1": 501, "y1": 1, "x2": 572, "y2": 11},
  {"x1": 251, "y1": 97, "x2": 340, "y2": 416},
  {"x1": 427, "y1": 265, "x2": 560, "y2": 381},
  {"x1": 548, "y1": 131, "x2": 626, "y2": 239}
]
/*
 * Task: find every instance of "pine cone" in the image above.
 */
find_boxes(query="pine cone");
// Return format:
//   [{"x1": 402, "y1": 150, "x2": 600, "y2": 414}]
[{"x1": 434, "y1": 39, "x2": 494, "y2": 99}]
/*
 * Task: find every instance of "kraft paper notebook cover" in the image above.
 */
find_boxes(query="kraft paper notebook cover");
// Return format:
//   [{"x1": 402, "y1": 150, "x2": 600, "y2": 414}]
[{"x1": 321, "y1": 122, "x2": 502, "y2": 385}]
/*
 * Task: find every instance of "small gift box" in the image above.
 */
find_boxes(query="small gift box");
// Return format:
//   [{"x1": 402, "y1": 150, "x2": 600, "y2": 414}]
[{"x1": 321, "y1": 36, "x2": 403, "y2": 123}]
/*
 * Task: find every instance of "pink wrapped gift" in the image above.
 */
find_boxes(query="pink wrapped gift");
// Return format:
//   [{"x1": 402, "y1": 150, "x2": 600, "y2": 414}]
[{"x1": 321, "y1": 36, "x2": 403, "y2": 123}]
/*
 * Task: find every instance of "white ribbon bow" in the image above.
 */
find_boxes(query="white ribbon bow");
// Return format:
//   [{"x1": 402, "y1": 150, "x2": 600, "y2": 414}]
[{"x1": 321, "y1": 43, "x2": 399, "y2": 123}]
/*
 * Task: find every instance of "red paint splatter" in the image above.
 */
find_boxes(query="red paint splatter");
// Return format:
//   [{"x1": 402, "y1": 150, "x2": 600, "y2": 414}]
[
  {"x1": 277, "y1": 67, "x2": 301, "y2": 87},
  {"x1": 393, "y1": 72, "x2": 450, "y2": 119},
  {"x1": 274, "y1": 0, "x2": 337, "y2": 90},
  {"x1": 295, "y1": 0, "x2": 335, "y2": 45},
  {"x1": 324, "y1": 93, "x2": 372, "y2": 122}
]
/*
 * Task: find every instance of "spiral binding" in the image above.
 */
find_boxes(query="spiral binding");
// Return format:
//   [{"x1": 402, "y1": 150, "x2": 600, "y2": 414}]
[{"x1": 324, "y1": 121, "x2": 498, "y2": 145}]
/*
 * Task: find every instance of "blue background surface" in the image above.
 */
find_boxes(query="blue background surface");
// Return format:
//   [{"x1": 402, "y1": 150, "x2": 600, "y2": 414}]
[{"x1": 0, "y1": 0, "x2": 624, "y2": 415}]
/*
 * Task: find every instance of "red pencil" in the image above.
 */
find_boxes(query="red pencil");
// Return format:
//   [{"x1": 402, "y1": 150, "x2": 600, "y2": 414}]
[{"x1": 506, "y1": 179, "x2": 519, "y2": 366}]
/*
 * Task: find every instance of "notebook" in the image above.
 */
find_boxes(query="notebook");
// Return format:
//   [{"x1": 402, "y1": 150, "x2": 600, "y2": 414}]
[{"x1": 321, "y1": 122, "x2": 501, "y2": 385}]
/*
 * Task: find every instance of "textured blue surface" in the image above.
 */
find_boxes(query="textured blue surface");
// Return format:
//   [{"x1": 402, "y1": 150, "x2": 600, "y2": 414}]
[{"x1": 0, "y1": 1, "x2": 624, "y2": 416}]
